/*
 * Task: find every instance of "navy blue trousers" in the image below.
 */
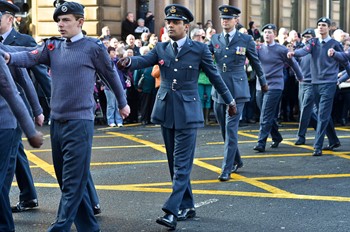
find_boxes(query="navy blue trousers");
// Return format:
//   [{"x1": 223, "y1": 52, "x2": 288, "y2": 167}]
[{"x1": 48, "y1": 120, "x2": 99, "y2": 232}]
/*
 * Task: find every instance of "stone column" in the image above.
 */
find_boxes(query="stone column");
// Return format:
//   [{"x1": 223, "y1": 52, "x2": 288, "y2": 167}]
[{"x1": 212, "y1": 0, "x2": 226, "y2": 33}]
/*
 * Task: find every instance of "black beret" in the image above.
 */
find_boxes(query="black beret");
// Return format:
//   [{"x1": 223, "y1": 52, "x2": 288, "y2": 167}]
[
  {"x1": 301, "y1": 28, "x2": 316, "y2": 37},
  {"x1": 317, "y1": 17, "x2": 331, "y2": 26},
  {"x1": 0, "y1": 0, "x2": 20, "y2": 15},
  {"x1": 53, "y1": 1, "x2": 85, "y2": 22},
  {"x1": 218, "y1": 5, "x2": 241, "y2": 19},
  {"x1": 262, "y1": 24, "x2": 277, "y2": 32},
  {"x1": 164, "y1": 4, "x2": 194, "y2": 23}
]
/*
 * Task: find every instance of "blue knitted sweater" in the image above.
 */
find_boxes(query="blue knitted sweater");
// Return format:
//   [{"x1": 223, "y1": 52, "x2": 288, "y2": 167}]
[{"x1": 9, "y1": 36, "x2": 127, "y2": 121}]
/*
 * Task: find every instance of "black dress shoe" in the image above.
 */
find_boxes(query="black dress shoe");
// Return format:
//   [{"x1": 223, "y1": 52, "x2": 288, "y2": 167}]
[
  {"x1": 312, "y1": 149, "x2": 322, "y2": 156},
  {"x1": 323, "y1": 142, "x2": 341, "y2": 151},
  {"x1": 12, "y1": 199, "x2": 38, "y2": 213},
  {"x1": 295, "y1": 139, "x2": 305, "y2": 145},
  {"x1": 231, "y1": 161, "x2": 244, "y2": 173},
  {"x1": 93, "y1": 204, "x2": 101, "y2": 215},
  {"x1": 156, "y1": 213, "x2": 177, "y2": 229},
  {"x1": 253, "y1": 145, "x2": 265, "y2": 152},
  {"x1": 270, "y1": 139, "x2": 283, "y2": 148},
  {"x1": 218, "y1": 173, "x2": 230, "y2": 181},
  {"x1": 178, "y1": 208, "x2": 196, "y2": 221}
]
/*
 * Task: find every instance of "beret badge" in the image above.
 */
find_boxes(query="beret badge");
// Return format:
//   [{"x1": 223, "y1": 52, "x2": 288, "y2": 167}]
[
  {"x1": 61, "y1": 5, "x2": 68, "y2": 12},
  {"x1": 223, "y1": 8, "x2": 228, "y2": 13}
]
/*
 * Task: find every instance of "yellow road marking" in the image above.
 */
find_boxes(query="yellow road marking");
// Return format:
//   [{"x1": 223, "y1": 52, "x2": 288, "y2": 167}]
[
  {"x1": 106, "y1": 131, "x2": 166, "y2": 153},
  {"x1": 193, "y1": 159, "x2": 291, "y2": 194},
  {"x1": 23, "y1": 128, "x2": 350, "y2": 203},
  {"x1": 24, "y1": 150, "x2": 56, "y2": 179}
]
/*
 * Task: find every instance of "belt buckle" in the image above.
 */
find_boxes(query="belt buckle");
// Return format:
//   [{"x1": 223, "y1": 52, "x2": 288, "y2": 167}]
[
  {"x1": 171, "y1": 79, "x2": 177, "y2": 91},
  {"x1": 223, "y1": 64, "x2": 227, "y2": 73}
]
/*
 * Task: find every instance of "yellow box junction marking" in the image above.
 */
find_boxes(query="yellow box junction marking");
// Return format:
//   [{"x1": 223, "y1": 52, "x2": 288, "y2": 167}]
[{"x1": 21, "y1": 128, "x2": 350, "y2": 203}]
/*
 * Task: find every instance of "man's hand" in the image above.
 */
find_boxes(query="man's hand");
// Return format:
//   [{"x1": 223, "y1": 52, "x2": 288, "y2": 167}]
[
  {"x1": 328, "y1": 48, "x2": 335, "y2": 57},
  {"x1": 0, "y1": 49, "x2": 10, "y2": 63},
  {"x1": 119, "y1": 104, "x2": 131, "y2": 119},
  {"x1": 35, "y1": 114, "x2": 45, "y2": 127},
  {"x1": 228, "y1": 101, "x2": 237, "y2": 117},
  {"x1": 28, "y1": 131, "x2": 44, "y2": 148},
  {"x1": 261, "y1": 84, "x2": 268, "y2": 92},
  {"x1": 287, "y1": 51, "x2": 294, "y2": 59},
  {"x1": 117, "y1": 57, "x2": 131, "y2": 70}
]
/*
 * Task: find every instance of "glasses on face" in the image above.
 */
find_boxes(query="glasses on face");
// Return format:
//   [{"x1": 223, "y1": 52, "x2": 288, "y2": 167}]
[{"x1": 195, "y1": 34, "x2": 205, "y2": 39}]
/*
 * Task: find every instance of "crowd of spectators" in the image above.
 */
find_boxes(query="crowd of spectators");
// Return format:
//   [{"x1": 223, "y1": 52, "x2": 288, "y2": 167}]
[{"x1": 94, "y1": 12, "x2": 350, "y2": 128}]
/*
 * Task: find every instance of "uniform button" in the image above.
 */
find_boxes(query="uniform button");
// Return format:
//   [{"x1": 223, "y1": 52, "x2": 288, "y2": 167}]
[
  {"x1": 174, "y1": 69, "x2": 178, "y2": 72},
  {"x1": 226, "y1": 47, "x2": 229, "y2": 50},
  {"x1": 224, "y1": 55, "x2": 227, "y2": 58},
  {"x1": 189, "y1": 65, "x2": 192, "y2": 68},
  {"x1": 194, "y1": 98, "x2": 196, "y2": 100},
  {"x1": 175, "y1": 59, "x2": 178, "y2": 62},
  {"x1": 241, "y1": 78, "x2": 243, "y2": 80}
]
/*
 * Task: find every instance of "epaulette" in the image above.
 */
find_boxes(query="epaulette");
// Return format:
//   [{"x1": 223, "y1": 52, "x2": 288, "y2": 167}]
[
  {"x1": 84, "y1": 36, "x2": 104, "y2": 47},
  {"x1": 42, "y1": 36, "x2": 64, "y2": 42}
]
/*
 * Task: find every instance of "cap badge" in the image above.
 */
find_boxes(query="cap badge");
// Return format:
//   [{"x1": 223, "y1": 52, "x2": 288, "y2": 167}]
[
  {"x1": 170, "y1": 6, "x2": 176, "y2": 13},
  {"x1": 223, "y1": 7, "x2": 228, "y2": 13},
  {"x1": 61, "y1": 5, "x2": 68, "y2": 12},
  {"x1": 268, "y1": 25, "x2": 272, "y2": 29},
  {"x1": 322, "y1": 18, "x2": 326, "y2": 22}
]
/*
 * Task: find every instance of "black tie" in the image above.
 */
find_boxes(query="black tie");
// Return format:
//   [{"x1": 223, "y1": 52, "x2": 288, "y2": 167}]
[
  {"x1": 173, "y1": 42, "x2": 178, "y2": 55},
  {"x1": 66, "y1": 38, "x2": 72, "y2": 43},
  {"x1": 321, "y1": 40, "x2": 325, "y2": 44},
  {"x1": 225, "y1": 34, "x2": 230, "y2": 45},
  {"x1": 0, "y1": 36, "x2": 3, "y2": 43}
]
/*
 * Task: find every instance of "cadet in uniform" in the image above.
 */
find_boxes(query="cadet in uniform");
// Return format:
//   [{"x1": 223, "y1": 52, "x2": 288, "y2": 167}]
[
  {"x1": 0, "y1": 0, "x2": 48, "y2": 213},
  {"x1": 295, "y1": 28, "x2": 340, "y2": 147},
  {"x1": 5, "y1": 1, "x2": 130, "y2": 231},
  {"x1": 117, "y1": 4, "x2": 236, "y2": 230},
  {"x1": 209, "y1": 5, "x2": 268, "y2": 181},
  {"x1": 254, "y1": 24, "x2": 303, "y2": 152},
  {"x1": 288, "y1": 17, "x2": 343, "y2": 156},
  {"x1": 0, "y1": 51, "x2": 43, "y2": 231}
]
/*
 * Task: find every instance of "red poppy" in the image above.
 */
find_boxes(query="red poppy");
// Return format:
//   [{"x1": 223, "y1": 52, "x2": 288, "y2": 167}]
[
  {"x1": 159, "y1": 59, "x2": 164, "y2": 65},
  {"x1": 215, "y1": 44, "x2": 220, "y2": 49},
  {"x1": 47, "y1": 43, "x2": 55, "y2": 51}
]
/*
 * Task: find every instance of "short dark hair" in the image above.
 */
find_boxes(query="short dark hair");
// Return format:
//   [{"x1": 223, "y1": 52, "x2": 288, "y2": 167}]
[{"x1": 107, "y1": 46, "x2": 116, "y2": 53}]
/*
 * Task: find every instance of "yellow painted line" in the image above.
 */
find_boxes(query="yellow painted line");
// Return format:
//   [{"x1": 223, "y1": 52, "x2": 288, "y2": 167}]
[
  {"x1": 24, "y1": 150, "x2": 56, "y2": 179},
  {"x1": 252, "y1": 173, "x2": 350, "y2": 181},
  {"x1": 11, "y1": 181, "x2": 350, "y2": 202},
  {"x1": 107, "y1": 131, "x2": 166, "y2": 153},
  {"x1": 193, "y1": 159, "x2": 291, "y2": 195},
  {"x1": 93, "y1": 185, "x2": 350, "y2": 203},
  {"x1": 237, "y1": 131, "x2": 258, "y2": 139}
]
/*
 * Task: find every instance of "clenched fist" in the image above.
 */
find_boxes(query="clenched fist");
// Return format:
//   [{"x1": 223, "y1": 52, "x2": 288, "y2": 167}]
[
  {"x1": 228, "y1": 104, "x2": 237, "y2": 116},
  {"x1": 28, "y1": 131, "x2": 44, "y2": 148},
  {"x1": 261, "y1": 84, "x2": 268, "y2": 92},
  {"x1": 117, "y1": 57, "x2": 131, "y2": 70}
]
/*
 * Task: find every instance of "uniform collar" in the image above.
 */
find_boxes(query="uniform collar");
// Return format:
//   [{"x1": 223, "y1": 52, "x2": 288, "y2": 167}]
[
  {"x1": 319, "y1": 35, "x2": 331, "y2": 43},
  {"x1": 66, "y1": 32, "x2": 84, "y2": 43},
  {"x1": 0, "y1": 28, "x2": 12, "y2": 42},
  {"x1": 171, "y1": 36, "x2": 187, "y2": 48},
  {"x1": 223, "y1": 28, "x2": 236, "y2": 39}
]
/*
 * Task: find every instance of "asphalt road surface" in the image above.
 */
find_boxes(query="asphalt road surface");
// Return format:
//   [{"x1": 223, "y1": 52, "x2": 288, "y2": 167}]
[{"x1": 11, "y1": 121, "x2": 350, "y2": 232}]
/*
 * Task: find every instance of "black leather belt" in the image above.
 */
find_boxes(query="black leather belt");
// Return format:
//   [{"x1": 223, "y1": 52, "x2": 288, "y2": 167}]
[{"x1": 161, "y1": 80, "x2": 197, "y2": 91}]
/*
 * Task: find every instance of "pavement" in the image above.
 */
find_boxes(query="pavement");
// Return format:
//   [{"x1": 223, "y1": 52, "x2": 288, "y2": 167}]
[{"x1": 11, "y1": 121, "x2": 350, "y2": 232}]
